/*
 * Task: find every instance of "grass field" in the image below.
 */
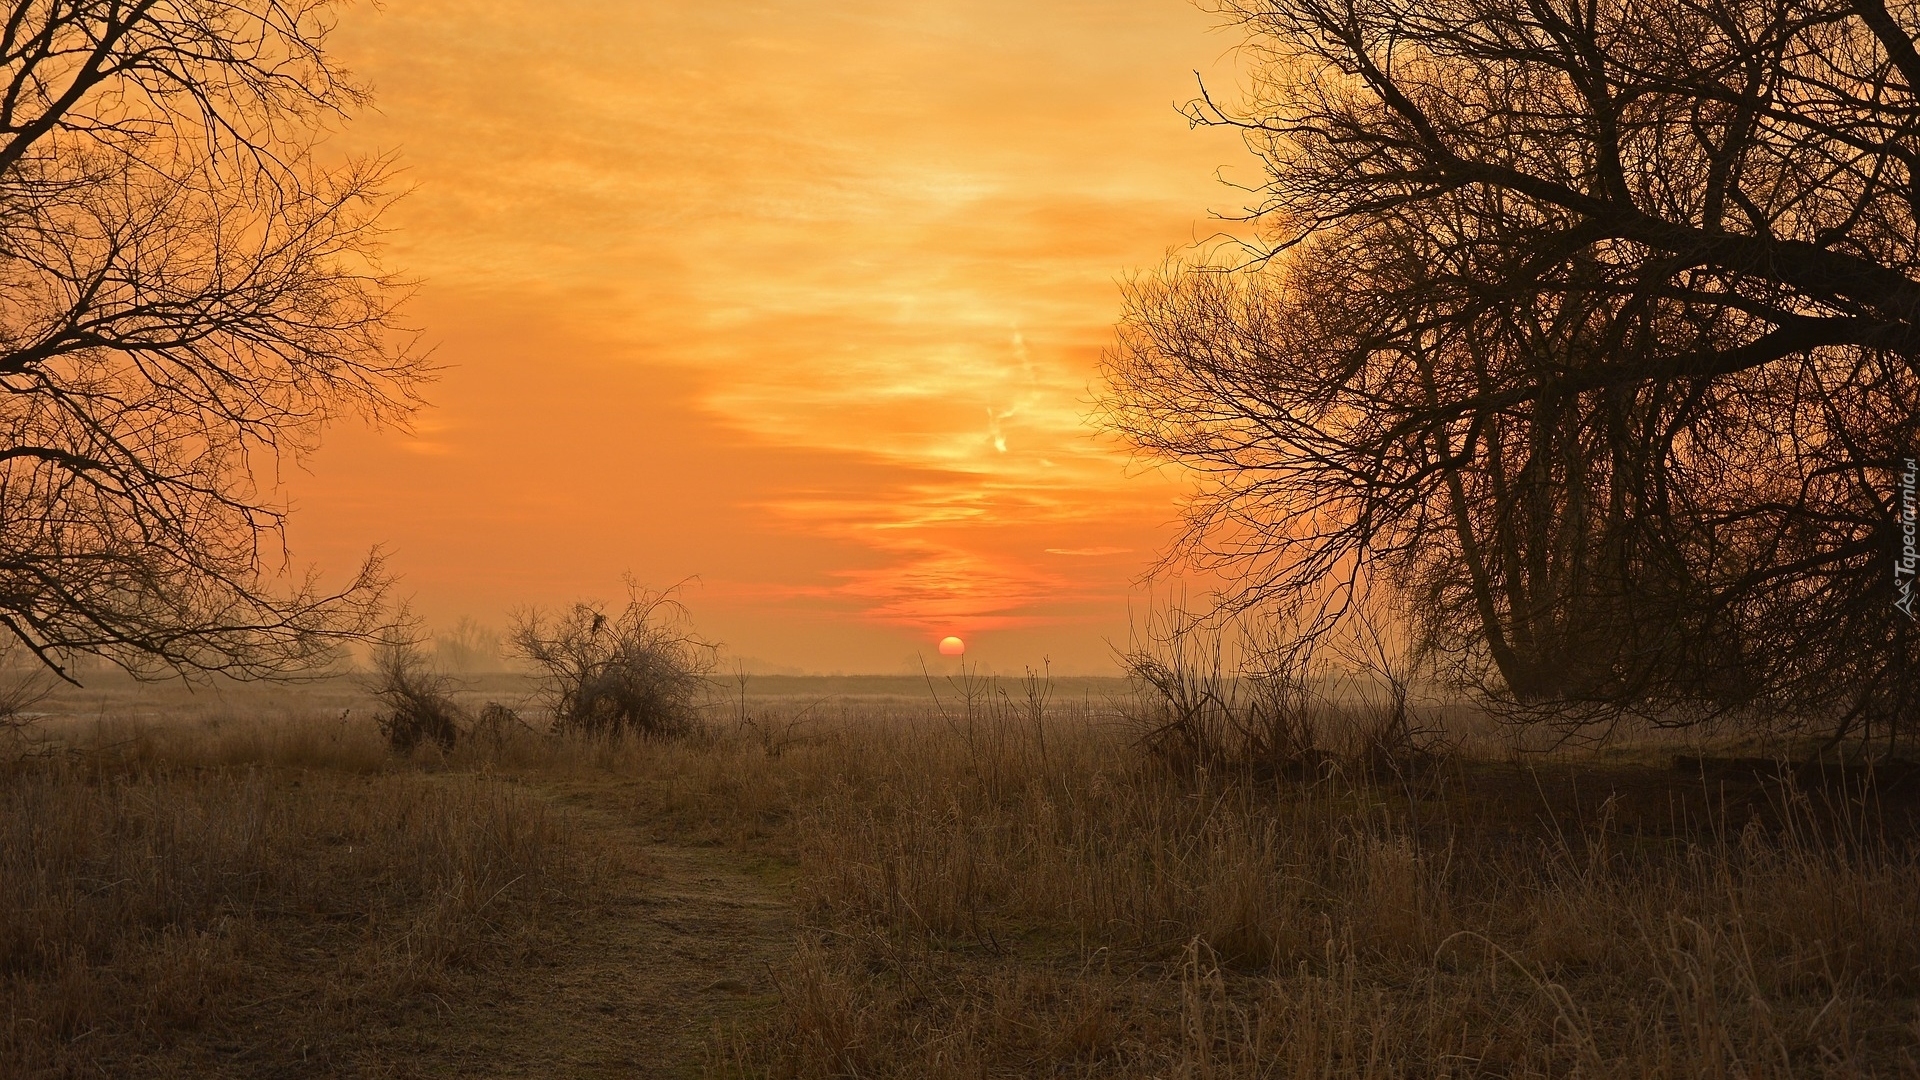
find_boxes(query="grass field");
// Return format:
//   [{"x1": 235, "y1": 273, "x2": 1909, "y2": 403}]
[{"x1": 3, "y1": 672, "x2": 1917, "y2": 1077}]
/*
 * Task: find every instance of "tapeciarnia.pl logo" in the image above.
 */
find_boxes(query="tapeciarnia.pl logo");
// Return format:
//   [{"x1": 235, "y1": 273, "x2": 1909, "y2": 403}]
[{"x1": 1899, "y1": 457, "x2": 1918, "y2": 620}]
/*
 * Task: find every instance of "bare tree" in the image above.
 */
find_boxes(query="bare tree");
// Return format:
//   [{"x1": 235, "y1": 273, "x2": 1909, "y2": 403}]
[
  {"x1": 1102, "y1": 0, "x2": 1920, "y2": 741},
  {"x1": 433, "y1": 615, "x2": 500, "y2": 674},
  {"x1": 0, "y1": 1, "x2": 423, "y2": 680}
]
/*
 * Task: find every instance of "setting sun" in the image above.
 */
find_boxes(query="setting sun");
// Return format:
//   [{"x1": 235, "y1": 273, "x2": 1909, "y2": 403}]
[{"x1": 938, "y1": 636, "x2": 966, "y2": 657}]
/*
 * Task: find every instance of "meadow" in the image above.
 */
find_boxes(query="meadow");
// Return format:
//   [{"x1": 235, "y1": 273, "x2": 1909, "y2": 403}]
[{"x1": 2, "y1": 669, "x2": 1916, "y2": 1077}]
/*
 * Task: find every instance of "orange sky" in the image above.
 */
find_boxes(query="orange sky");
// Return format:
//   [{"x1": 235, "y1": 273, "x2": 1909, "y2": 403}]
[{"x1": 291, "y1": 0, "x2": 1250, "y2": 673}]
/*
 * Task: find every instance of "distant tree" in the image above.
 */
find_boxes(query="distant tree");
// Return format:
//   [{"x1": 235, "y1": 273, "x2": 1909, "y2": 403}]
[
  {"x1": 1102, "y1": 0, "x2": 1920, "y2": 740},
  {"x1": 0, "y1": 1, "x2": 423, "y2": 679},
  {"x1": 434, "y1": 616, "x2": 500, "y2": 674}
]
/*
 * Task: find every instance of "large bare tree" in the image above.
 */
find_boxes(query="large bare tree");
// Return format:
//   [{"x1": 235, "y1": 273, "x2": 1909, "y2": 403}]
[
  {"x1": 0, "y1": 1, "x2": 422, "y2": 680},
  {"x1": 1102, "y1": 0, "x2": 1920, "y2": 739}
]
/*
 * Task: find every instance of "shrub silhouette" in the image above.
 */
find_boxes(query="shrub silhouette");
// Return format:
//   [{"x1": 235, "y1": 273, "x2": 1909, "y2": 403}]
[
  {"x1": 509, "y1": 583, "x2": 713, "y2": 739},
  {"x1": 0, "y1": 636, "x2": 54, "y2": 746},
  {"x1": 470, "y1": 701, "x2": 528, "y2": 749},
  {"x1": 368, "y1": 628, "x2": 463, "y2": 753}
]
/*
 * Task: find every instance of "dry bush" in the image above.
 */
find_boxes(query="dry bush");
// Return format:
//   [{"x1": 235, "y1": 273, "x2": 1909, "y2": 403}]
[
  {"x1": 0, "y1": 724, "x2": 593, "y2": 1076},
  {"x1": 1120, "y1": 605, "x2": 1438, "y2": 786},
  {"x1": 469, "y1": 700, "x2": 534, "y2": 750},
  {"x1": 0, "y1": 636, "x2": 56, "y2": 749},
  {"x1": 509, "y1": 582, "x2": 714, "y2": 739},
  {"x1": 1121, "y1": 606, "x2": 1321, "y2": 777},
  {"x1": 368, "y1": 621, "x2": 465, "y2": 752}
]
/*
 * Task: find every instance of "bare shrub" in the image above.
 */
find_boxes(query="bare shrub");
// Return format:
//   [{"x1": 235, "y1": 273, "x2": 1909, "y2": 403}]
[
  {"x1": 508, "y1": 582, "x2": 714, "y2": 739},
  {"x1": 470, "y1": 701, "x2": 534, "y2": 750},
  {"x1": 1122, "y1": 607, "x2": 1324, "y2": 778},
  {"x1": 1120, "y1": 599, "x2": 1456, "y2": 794},
  {"x1": 368, "y1": 621, "x2": 464, "y2": 753},
  {"x1": 0, "y1": 636, "x2": 54, "y2": 747}
]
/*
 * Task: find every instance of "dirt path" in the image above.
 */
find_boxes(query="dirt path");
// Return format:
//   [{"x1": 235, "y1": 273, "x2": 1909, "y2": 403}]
[{"x1": 367, "y1": 779, "x2": 793, "y2": 1079}]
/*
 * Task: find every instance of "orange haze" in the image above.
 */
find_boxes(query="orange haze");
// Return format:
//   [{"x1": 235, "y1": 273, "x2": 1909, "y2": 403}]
[{"x1": 294, "y1": 0, "x2": 1249, "y2": 673}]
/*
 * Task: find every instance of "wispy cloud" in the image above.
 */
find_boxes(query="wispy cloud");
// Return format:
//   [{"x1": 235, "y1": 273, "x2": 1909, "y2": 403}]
[{"x1": 305, "y1": 0, "x2": 1240, "y2": 668}]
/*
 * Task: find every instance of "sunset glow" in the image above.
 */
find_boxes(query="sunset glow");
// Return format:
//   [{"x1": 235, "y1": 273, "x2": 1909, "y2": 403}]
[{"x1": 288, "y1": 0, "x2": 1248, "y2": 672}]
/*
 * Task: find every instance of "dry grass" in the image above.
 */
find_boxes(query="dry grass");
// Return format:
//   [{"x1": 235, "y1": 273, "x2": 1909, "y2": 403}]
[
  {"x1": 0, "y1": 713, "x2": 597, "y2": 1078},
  {"x1": 5, "y1": 676, "x2": 1917, "y2": 1077},
  {"x1": 669, "y1": 687, "x2": 1920, "y2": 1079}
]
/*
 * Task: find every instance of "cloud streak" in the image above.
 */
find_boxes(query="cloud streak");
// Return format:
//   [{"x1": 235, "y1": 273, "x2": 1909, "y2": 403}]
[{"x1": 294, "y1": 0, "x2": 1244, "y2": 670}]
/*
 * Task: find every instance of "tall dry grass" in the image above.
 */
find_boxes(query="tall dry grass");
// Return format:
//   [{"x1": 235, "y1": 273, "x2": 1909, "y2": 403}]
[
  {"x1": 6, "y1": 675, "x2": 1915, "y2": 1077},
  {"x1": 0, "y1": 714, "x2": 596, "y2": 1077},
  {"x1": 678, "y1": 680, "x2": 1920, "y2": 1079}
]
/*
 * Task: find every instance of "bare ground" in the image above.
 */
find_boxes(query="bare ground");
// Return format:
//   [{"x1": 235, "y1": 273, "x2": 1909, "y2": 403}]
[
  {"x1": 370, "y1": 781, "x2": 789, "y2": 1079},
  {"x1": 155, "y1": 778, "x2": 791, "y2": 1080}
]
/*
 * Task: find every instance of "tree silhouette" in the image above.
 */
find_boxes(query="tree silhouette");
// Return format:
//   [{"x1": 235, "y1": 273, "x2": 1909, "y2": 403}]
[
  {"x1": 1102, "y1": 0, "x2": 1920, "y2": 740},
  {"x1": 0, "y1": 1, "x2": 423, "y2": 679}
]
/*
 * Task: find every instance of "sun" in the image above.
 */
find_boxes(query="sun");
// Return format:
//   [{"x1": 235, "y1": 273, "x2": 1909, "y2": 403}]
[{"x1": 938, "y1": 635, "x2": 965, "y2": 656}]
